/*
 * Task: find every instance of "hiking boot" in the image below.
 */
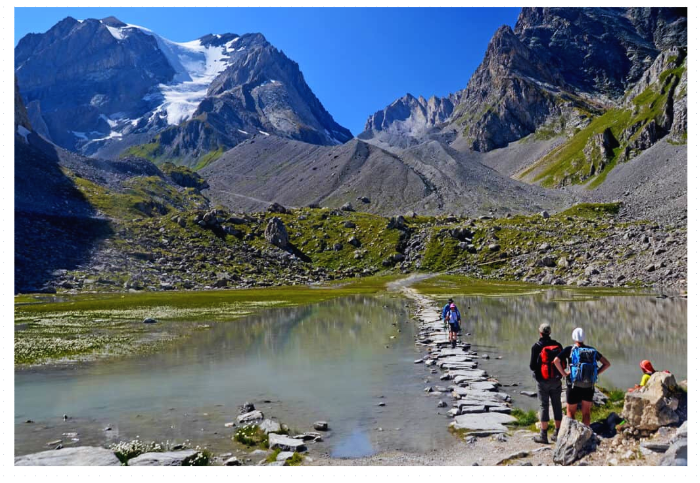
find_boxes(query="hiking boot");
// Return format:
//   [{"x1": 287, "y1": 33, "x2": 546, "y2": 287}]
[
  {"x1": 533, "y1": 431, "x2": 549, "y2": 444},
  {"x1": 451, "y1": 340, "x2": 456, "y2": 349},
  {"x1": 551, "y1": 429, "x2": 559, "y2": 442}
]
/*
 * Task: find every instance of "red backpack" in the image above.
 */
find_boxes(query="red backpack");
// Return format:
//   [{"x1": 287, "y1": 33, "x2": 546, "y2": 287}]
[{"x1": 539, "y1": 344, "x2": 562, "y2": 380}]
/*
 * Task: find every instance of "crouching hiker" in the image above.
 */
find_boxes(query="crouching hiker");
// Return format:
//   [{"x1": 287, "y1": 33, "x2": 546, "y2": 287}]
[
  {"x1": 553, "y1": 327, "x2": 611, "y2": 426},
  {"x1": 530, "y1": 322, "x2": 563, "y2": 444}
]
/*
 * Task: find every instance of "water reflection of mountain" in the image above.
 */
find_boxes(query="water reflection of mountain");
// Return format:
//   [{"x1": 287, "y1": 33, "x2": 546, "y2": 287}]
[
  {"x1": 454, "y1": 292, "x2": 687, "y2": 386},
  {"x1": 170, "y1": 295, "x2": 410, "y2": 365}
]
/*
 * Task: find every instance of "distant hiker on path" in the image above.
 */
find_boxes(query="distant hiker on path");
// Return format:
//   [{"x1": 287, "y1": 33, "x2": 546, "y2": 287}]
[
  {"x1": 553, "y1": 327, "x2": 611, "y2": 426},
  {"x1": 441, "y1": 298, "x2": 459, "y2": 325},
  {"x1": 529, "y1": 322, "x2": 563, "y2": 444},
  {"x1": 446, "y1": 303, "x2": 461, "y2": 349}
]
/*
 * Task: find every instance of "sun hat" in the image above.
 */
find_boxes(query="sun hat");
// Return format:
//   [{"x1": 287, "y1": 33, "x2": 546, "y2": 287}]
[
  {"x1": 640, "y1": 360, "x2": 655, "y2": 374},
  {"x1": 572, "y1": 327, "x2": 585, "y2": 342},
  {"x1": 539, "y1": 323, "x2": 551, "y2": 335}
]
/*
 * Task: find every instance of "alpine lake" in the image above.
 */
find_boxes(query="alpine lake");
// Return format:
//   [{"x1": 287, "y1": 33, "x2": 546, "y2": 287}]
[{"x1": 15, "y1": 275, "x2": 687, "y2": 459}]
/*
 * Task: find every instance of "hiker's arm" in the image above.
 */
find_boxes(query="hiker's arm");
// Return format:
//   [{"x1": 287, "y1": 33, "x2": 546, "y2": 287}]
[
  {"x1": 598, "y1": 355, "x2": 611, "y2": 375},
  {"x1": 529, "y1": 345, "x2": 538, "y2": 372},
  {"x1": 553, "y1": 357, "x2": 568, "y2": 377}
]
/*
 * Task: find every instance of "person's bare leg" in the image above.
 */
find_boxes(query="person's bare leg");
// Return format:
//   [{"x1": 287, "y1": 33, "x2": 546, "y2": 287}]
[
  {"x1": 555, "y1": 420, "x2": 561, "y2": 429},
  {"x1": 540, "y1": 421, "x2": 549, "y2": 431},
  {"x1": 567, "y1": 403, "x2": 577, "y2": 419},
  {"x1": 581, "y1": 401, "x2": 592, "y2": 426}
]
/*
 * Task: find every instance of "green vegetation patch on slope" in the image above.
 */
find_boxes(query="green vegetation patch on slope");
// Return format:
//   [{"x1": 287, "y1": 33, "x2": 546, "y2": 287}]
[
  {"x1": 520, "y1": 60, "x2": 686, "y2": 188},
  {"x1": 71, "y1": 173, "x2": 206, "y2": 220}
]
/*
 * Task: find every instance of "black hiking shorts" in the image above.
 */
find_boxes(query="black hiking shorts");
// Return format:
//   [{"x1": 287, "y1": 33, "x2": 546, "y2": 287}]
[
  {"x1": 565, "y1": 385, "x2": 595, "y2": 404},
  {"x1": 448, "y1": 322, "x2": 460, "y2": 334},
  {"x1": 537, "y1": 378, "x2": 563, "y2": 422}
]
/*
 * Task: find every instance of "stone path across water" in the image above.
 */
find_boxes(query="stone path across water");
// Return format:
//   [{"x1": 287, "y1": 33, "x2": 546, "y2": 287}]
[{"x1": 401, "y1": 285, "x2": 516, "y2": 436}]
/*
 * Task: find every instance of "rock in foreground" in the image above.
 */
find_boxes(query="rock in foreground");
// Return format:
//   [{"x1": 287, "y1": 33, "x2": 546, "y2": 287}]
[
  {"x1": 14, "y1": 446, "x2": 121, "y2": 466},
  {"x1": 621, "y1": 372, "x2": 681, "y2": 431},
  {"x1": 553, "y1": 416, "x2": 598, "y2": 465},
  {"x1": 268, "y1": 433, "x2": 307, "y2": 452},
  {"x1": 128, "y1": 450, "x2": 199, "y2": 466}
]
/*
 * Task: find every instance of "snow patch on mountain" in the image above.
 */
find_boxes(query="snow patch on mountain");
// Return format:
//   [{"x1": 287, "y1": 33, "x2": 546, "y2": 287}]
[{"x1": 101, "y1": 23, "x2": 237, "y2": 126}]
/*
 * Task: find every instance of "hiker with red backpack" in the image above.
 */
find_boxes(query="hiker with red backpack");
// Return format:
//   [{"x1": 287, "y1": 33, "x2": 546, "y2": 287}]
[
  {"x1": 553, "y1": 327, "x2": 611, "y2": 427},
  {"x1": 529, "y1": 322, "x2": 564, "y2": 444}
]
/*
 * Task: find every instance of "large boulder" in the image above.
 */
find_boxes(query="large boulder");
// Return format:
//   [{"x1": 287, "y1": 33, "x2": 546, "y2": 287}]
[
  {"x1": 14, "y1": 447, "x2": 122, "y2": 466},
  {"x1": 128, "y1": 450, "x2": 199, "y2": 466},
  {"x1": 264, "y1": 217, "x2": 289, "y2": 249},
  {"x1": 552, "y1": 416, "x2": 598, "y2": 465},
  {"x1": 621, "y1": 372, "x2": 680, "y2": 431}
]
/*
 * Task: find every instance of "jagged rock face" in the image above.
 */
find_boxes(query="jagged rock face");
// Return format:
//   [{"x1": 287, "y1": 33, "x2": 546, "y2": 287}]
[
  {"x1": 15, "y1": 17, "x2": 175, "y2": 151},
  {"x1": 367, "y1": 7, "x2": 686, "y2": 152},
  {"x1": 14, "y1": 77, "x2": 31, "y2": 130},
  {"x1": 452, "y1": 25, "x2": 570, "y2": 152},
  {"x1": 584, "y1": 128, "x2": 618, "y2": 176},
  {"x1": 154, "y1": 34, "x2": 352, "y2": 165},
  {"x1": 362, "y1": 93, "x2": 458, "y2": 140},
  {"x1": 14, "y1": 17, "x2": 351, "y2": 163},
  {"x1": 514, "y1": 7, "x2": 686, "y2": 96}
]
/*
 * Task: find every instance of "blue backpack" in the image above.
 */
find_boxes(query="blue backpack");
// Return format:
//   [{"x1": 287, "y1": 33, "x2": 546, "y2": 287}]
[{"x1": 570, "y1": 346, "x2": 598, "y2": 388}]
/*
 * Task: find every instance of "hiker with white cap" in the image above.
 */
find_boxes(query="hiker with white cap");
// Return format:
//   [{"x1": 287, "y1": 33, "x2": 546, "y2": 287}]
[
  {"x1": 529, "y1": 322, "x2": 563, "y2": 444},
  {"x1": 553, "y1": 327, "x2": 611, "y2": 426}
]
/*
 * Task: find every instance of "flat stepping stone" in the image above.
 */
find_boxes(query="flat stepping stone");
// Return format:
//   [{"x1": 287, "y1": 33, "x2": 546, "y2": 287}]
[
  {"x1": 457, "y1": 399, "x2": 507, "y2": 410},
  {"x1": 441, "y1": 362, "x2": 478, "y2": 370},
  {"x1": 459, "y1": 405, "x2": 488, "y2": 414},
  {"x1": 449, "y1": 370, "x2": 488, "y2": 379},
  {"x1": 129, "y1": 450, "x2": 199, "y2": 466},
  {"x1": 488, "y1": 406, "x2": 512, "y2": 414},
  {"x1": 450, "y1": 412, "x2": 516, "y2": 434},
  {"x1": 438, "y1": 356, "x2": 473, "y2": 364},
  {"x1": 453, "y1": 388, "x2": 511, "y2": 402},
  {"x1": 15, "y1": 447, "x2": 121, "y2": 466},
  {"x1": 468, "y1": 382, "x2": 498, "y2": 392},
  {"x1": 269, "y1": 434, "x2": 307, "y2": 452}
]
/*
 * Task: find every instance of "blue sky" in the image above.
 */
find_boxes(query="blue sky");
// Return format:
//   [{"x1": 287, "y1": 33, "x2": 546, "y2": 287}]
[{"x1": 15, "y1": 7, "x2": 520, "y2": 135}]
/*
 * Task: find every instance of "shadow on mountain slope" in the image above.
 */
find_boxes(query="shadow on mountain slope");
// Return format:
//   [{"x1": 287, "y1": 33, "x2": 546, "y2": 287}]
[{"x1": 15, "y1": 133, "x2": 113, "y2": 294}]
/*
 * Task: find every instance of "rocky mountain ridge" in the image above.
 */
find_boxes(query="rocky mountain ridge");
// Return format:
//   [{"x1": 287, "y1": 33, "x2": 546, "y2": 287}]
[
  {"x1": 15, "y1": 16, "x2": 351, "y2": 167},
  {"x1": 363, "y1": 7, "x2": 687, "y2": 185}
]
